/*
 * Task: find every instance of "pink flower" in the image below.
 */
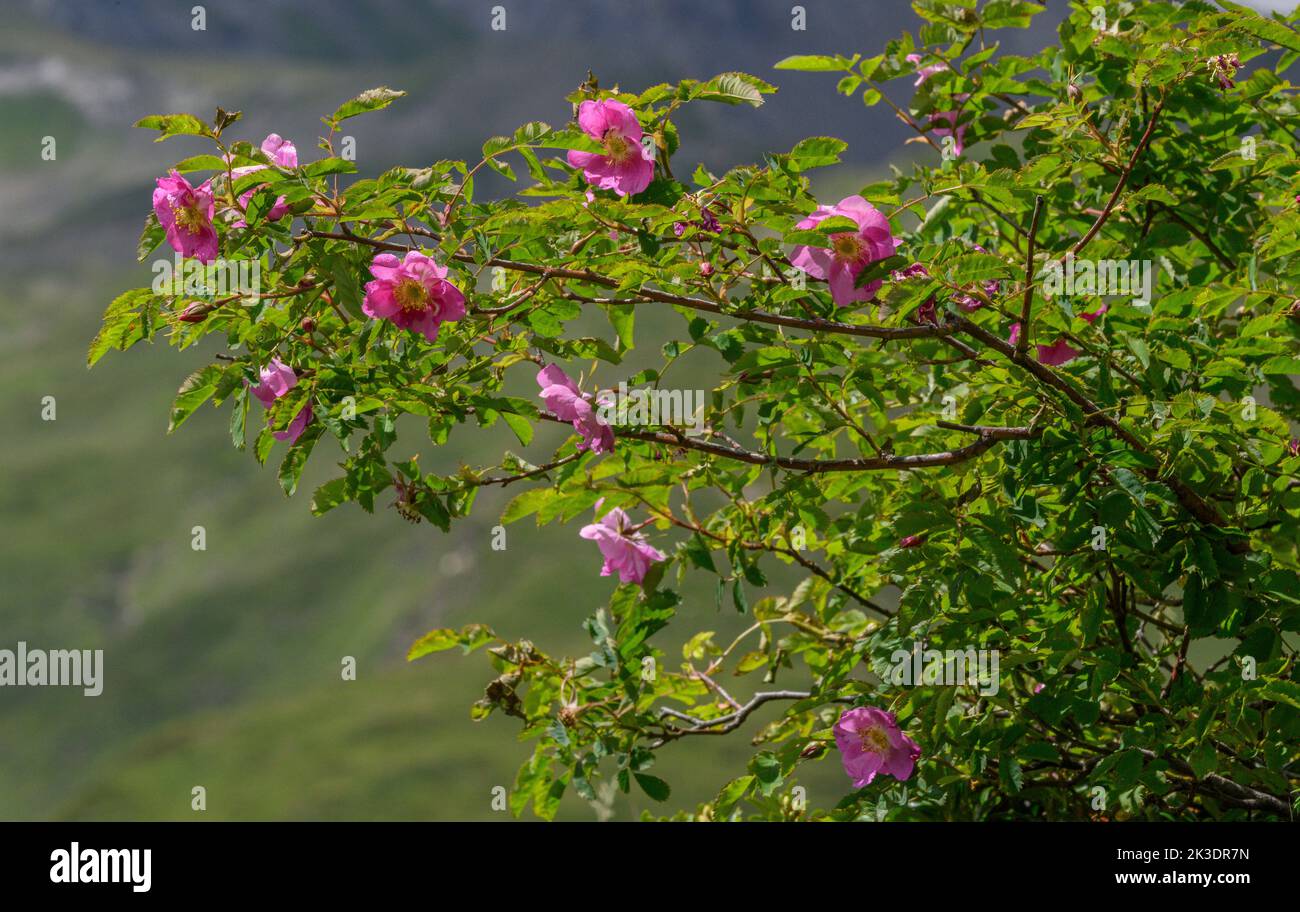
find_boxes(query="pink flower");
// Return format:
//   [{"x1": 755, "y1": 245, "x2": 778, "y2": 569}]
[
  {"x1": 1209, "y1": 54, "x2": 1241, "y2": 91},
  {"x1": 153, "y1": 171, "x2": 218, "y2": 264},
  {"x1": 905, "y1": 54, "x2": 969, "y2": 157},
  {"x1": 567, "y1": 99, "x2": 655, "y2": 197},
  {"x1": 1035, "y1": 338, "x2": 1082, "y2": 366},
  {"x1": 261, "y1": 133, "x2": 298, "y2": 168},
  {"x1": 898, "y1": 534, "x2": 925, "y2": 548},
  {"x1": 579, "y1": 506, "x2": 666, "y2": 584},
  {"x1": 953, "y1": 243, "x2": 999, "y2": 311},
  {"x1": 537, "y1": 364, "x2": 615, "y2": 454},
  {"x1": 833, "y1": 706, "x2": 921, "y2": 787},
  {"x1": 232, "y1": 187, "x2": 290, "y2": 228},
  {"x1": 221, "y1": 133, "x2": 296, "y2": 179},
  {"x1": 362, "y1": 251, "x2": 466, "y2": 342},
  {"x1": 790, "y1": 195, "x2": 897, "y2": 306},
  {"x1": 251, "y1": 357, "x2": 297, "y2": 407},
  {"x1": 1009, "y1": 304, "x2": 1106, "y2": 366},
  {"x1": 1033, "y1": 683, "x2": 1046, "y2": 694},
  {"x1": 892, "y1": 262, "x2": 938, "y2": 323},
  {"x1": 905, "y1": 53, "x2": 949, "y2": 87},
  {"x1": 931, "y1": 109, "x2": 967, "y2": 157},
  {"x1": 1287, "y1": 437, "x2": 1299, "y2": 458},
  {"x1": 249, "y1": 358, "x2": 312, "y2": 444},
  {"x1": 273, "y1": 403, "x2": 313, "y2": 444}
]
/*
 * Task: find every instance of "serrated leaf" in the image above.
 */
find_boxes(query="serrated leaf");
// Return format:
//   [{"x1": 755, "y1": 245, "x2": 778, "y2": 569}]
[{"x1": 328, "y1": 87, "x2": 407, "y2": 125}]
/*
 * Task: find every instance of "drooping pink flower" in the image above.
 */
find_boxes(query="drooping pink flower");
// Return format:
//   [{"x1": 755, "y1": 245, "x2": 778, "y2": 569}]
[
  {"x1": 1009, "y1": 303, "x2": 1106, "y2": 366},
  {"x1": 898, "y1": 534, "x2": 925, "y2": 549},
  {"x1": 906, "y1": 54, "x2": 969, "y2": 157},
  {"x1": 537, "y1": 364, "x2": 615, "y2": 454},
  {"x1": 567, "y1": 99, "x2": 655, "y2": 197},
  {"x1": 833, "y1": 706, "x2": 921, "y2": 787},
  {"x1": 579, "y1": 506, "x2": 665, "y2": 584},
  {"x1": 232, "y1": 187, "x2": 291, "y2": 227},
  {"x1": 1080, "y1": 302, "x2": 1108, "y2": 324},
  {"x1": 953, "y1": 243, "x2": 1000, "y2": 311},
  {"x1": 931, "y1": 109, "x2": 968, "y2": 157},
  {"x1": 251, "y1": 357, "x2": 297, "y2": 407},
  {"x1": 1035, "y1": 338, "x2": 1082, "y2": 366},
  {"x1": 892, "y1": 262, "x2": 938, "y2": 323},
  {"x1": 673, "y1": 206, "x2": 721, "y2": 236},
  {"x1": 273, "y1": 403, "x2": 313, "y2": 444},
  {"x1": 261, "y1": 133, "x2": 298, "y2": 168},
  {"x1": 362, "y1": 251, "x2": 466, "y2": 342},
  {"x1": 153, "y1": 171, "x2": 218, "y2": 264},
  {"x1": 905, "y1": 53, "x2": 949, "y2": 87},
  {"x1": 249, "y1": 357, "x2": 312, "y2": 444},
  {"x1": 790, "y1": 195, "x2": 897, "y2": 306},
  {"x1": 222, "y1": 133, "x2": 298, "y2": 179}
]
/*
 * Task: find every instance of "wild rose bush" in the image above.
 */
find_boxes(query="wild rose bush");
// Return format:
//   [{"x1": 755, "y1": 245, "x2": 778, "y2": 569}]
[{"x1": 95, "y1": 0, "x2": 1300, "y2": 820}]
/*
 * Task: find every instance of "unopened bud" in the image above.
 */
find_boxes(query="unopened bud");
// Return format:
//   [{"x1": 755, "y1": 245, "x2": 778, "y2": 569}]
[{"x1": 178, "y1": 302, "x2": 209, "y2": 323}]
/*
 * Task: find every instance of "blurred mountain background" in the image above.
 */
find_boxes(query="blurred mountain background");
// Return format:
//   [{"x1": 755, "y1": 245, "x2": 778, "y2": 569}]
[{"x1": 0, "y1": 0, "x2": 1080, "y2": 819}]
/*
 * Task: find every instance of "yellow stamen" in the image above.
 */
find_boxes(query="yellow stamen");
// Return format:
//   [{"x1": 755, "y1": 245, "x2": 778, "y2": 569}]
[
  {"x1": 172, "y1": 205, "x2": 207, "y2": 236},
  {"x1": 393, "y1": 278, "x2": 429, "y2": 312},
  {"x1": 831, "y1": 233, "x2": 864, "y2": 261},
  {"x1": 603, "y1": 130, "x2": 633, "y2": 164},
  {"x1": 860, "y1": 727, "x2": 890, "y2": 754}
]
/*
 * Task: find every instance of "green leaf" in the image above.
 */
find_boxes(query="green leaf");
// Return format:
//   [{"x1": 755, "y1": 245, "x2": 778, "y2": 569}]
[
  {"x1": 168, "y1": 365, "x2": 223, "y2": 433},
  {"x1": 1260, "y1": 680, "x2": 1300, "y2": 711},
  {"x1": 501, "y1": 487, "x2": 555, "y2": 524},
  {"x1": 788, "y1": 136, "x2": 848, "y2": 171},
  {"x1": 732, "y1": 578, "x2": 749, "y2": 614},
  {"x1": 327, "y1": 87, "x2": 407, "y2": 126},
  {"x1": 944, "y1": 252, "x2": 1013, "y2": 285},
  {"x1": 501, "y1": 412, "x2": 534, "y2": 446},
  {"x1": 1187, "y1": 740, "x2": 1218, "y2": 778},
  {"x1": 605, "y1": 303, "x2": 635, "y2": 350},
  {"x1": 1231, "y1": 11, "x2": 1300, "y2": 54},
  {"x1": 713, "y1": 775, "x2": 754, "y2": 815},
  {"x1": 692, "y1": 72, "x2": 776, "y2": 107},
  {"x1": 774, "y1": 55, "x2": 851, "y2": 72},
  {"x1": 633, "y1": 773, "x2": 672, "y2": 802},
  {"x1": 278, "y1": 434, "x2": 317, "y2": 497},
  {"x1": 88, "y1": 289, "x2": 155, "y2": 366},
  {"x1": 407, "y1": 628, "x2": 461, "y2": 661},
  {"x1": 133, "y1": 113, "x2": 214, "y2": 141},
  {"x1": 310, "y1": 477, "x2": 349, "y2": 516}
]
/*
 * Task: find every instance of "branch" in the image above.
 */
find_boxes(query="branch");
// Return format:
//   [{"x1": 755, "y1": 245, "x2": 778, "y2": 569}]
[
  {"x1": 1015, "y1": 195, "x2": 1045, "y2": 357},
  {"x1": 951, "y1": 314, "x2": 1233, "y2": 537},
  {"x1": 655, "y1": 689, "x2": 851, "y2": 742},
  {"x1": 1067, "y1": 93, "x2": 1166, "y2": 259},
  {"x1": 300, "y1": 229, "x2": 957, "y2": 343},
  {"x1": 537, "y1": 411, "x2": 1039, "y2": 474},
  {"x1": 472, "y1": 452, "x2": 582, "y2": 487}
]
